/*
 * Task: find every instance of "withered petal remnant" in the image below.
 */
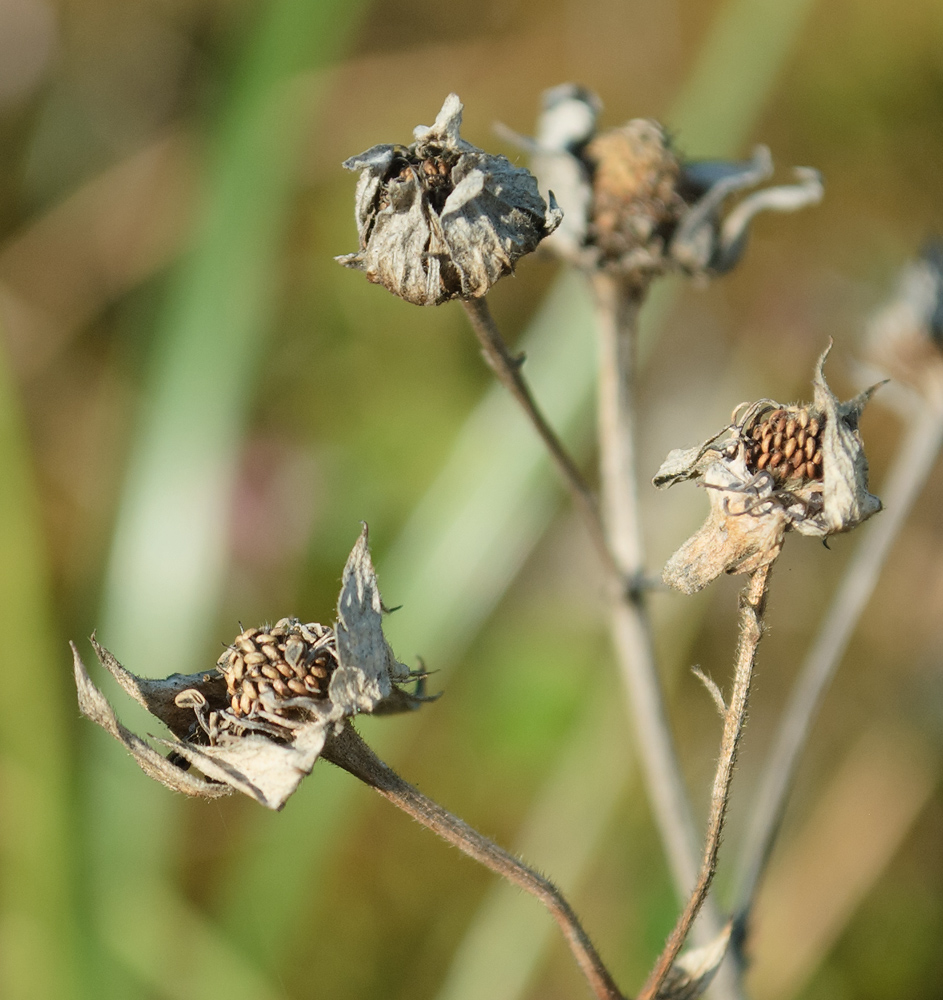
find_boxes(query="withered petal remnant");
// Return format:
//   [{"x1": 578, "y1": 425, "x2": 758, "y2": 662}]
[
  {"x1": 505, "y1": 83, "x2": 823, "y2": 285},
  {"x1": 653, "y1": 344, "x2": 883, "y2": 594},
  {"x1": 337, "y1": 93, "x2": 562, "y2": 306},
  {"x1": 73, "y1": 525, "x2": 431, "y2": 809}
]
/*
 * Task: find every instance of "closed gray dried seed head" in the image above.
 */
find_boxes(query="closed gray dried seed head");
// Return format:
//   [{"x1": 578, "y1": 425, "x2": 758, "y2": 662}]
[{"x1": 336, "y1": 93, "x2": 562, "y2": 306}]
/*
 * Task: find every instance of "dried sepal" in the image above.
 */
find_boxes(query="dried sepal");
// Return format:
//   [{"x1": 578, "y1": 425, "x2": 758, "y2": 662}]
[
  {"x1": 72, "y1": 644, "x2": 231, "y2": 799},
  {"x1": 73, "y1": 525, "x2": 430, "y2": 810},
  {"x1": 655, "y1": 345, "x2": 882, "y2": 594},
  {"x1": 332, "y1": 525, "x2": 409, "y2": 713},
  {"x1": 507, "y1": 84, "x2": 822, "y2": 283},
  {"x1": 337, "y1": 93, "x2": 562, "y2": 306},
  {"x1": 809, "y1": 348, "x2": 884, "y2": 537},
  {"x1": 654, "y1": 923, "x2": 732, "y2": 1000},
  {"x1": 865, "y1": 242, "x2": 943, "y2": 404}
]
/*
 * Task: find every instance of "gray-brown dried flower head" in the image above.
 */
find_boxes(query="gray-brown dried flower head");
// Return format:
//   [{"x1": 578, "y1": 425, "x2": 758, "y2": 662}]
[
  {"x1": 336, "y1": 93, "x2": 562, "y2": 306},
  {"x1": 73, "y1": 526, "x2": 430, "y2": 809},
  {"x1": 504, "y1": 84, "x2": 823, "y2": 283},
  {"x1": 865, "y1": 241, "x2": 943, "y2": 405},
  {"x1": 654, "y1": 345, "x2": 883, "y2": 594}
]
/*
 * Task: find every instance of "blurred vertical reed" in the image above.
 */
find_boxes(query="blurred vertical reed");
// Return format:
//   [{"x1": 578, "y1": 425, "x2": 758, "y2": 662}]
[
  {"x1": 85, "y1": 0, "x2": 367, "y2": 994},
  {"x1": 0, "y1": 335, "x2": 82, "y2": 1000}
]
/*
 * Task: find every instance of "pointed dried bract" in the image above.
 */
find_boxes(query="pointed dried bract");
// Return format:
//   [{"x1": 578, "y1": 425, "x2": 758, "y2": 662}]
[
  {"x1": 654, "y1": 345, "x2": 883, "y2": 594},
  {"x1": 865, "y1": 241, "x2": 943, "y2": 404},
  {"x1": 655, "y1": 924, "x2": 732, "y2": 1000},
  {"x1": 507, "y1": 84, "x2": 822, "y2": 284},
  {"x1": 337, "y1": 93, "x2": 562, "y2": 306},
  {"x1": 73, "y1": 526, "x2": 431, "y2": 810}
]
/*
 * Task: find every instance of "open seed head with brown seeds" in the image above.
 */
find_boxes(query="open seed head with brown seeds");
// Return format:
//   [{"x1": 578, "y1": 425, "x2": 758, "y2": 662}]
[
  {"x1": 336, "y1": 93, "x2": 562, "y2": 306},
  {"x1": 73, "y1": 526, "x2": 431, "y2": 810},
  {"x1": 505, "y1": 83, "x2": 823, "y2": 284},
  {"x1": 653, "y1": 344, "x2": 884, "y2": 594}
]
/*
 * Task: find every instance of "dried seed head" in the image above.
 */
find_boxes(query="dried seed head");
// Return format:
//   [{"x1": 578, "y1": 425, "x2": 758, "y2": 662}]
[
  {"x1": 513, "y1": 84, "x2": 822, "y2": 282},
  {"x1": 865, "y1": 241, "x2": 943, "y2": 405},
  {"x1": 218, "y1": 619, "x2": 338, "y2": 719},
  {"x1": 73, "y1": 526, "x2": 434, "y2": 810},
  {"x1": 653, "y1": 344, "x2": 882, "y2": 593},
  {"x1": 583, "y1": 120, "x2": 687, "y2": 271},
  {"x1": 337, "y1": 94, "x2": 562, "y2": 306}
]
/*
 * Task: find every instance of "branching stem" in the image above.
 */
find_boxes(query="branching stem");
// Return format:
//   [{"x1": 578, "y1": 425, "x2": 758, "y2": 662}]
[
  {"x1": 732, "y1": 397, "x2": 943, "y2": 934},
  {"x1": 461, "y1": 297, "x2": 619, "y2": 579},
  {"x1": 639, "y1": 565, "x2": 771, "y2": 1000},
  {"x1": 323, "y1": 723, "x2": 626, "y2": 1000}
]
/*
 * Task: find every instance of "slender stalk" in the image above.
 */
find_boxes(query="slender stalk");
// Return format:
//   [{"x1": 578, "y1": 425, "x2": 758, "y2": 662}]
[
  {"x1": 639, "y1": 565, "x2": 771, "y2": 1000},
  {"x1": 323, "y1": 724, "x2": 626, "y2": 1000},
  {"x1": 460, "y1": 297, "x2": 619, "y2": 580},
  {"x1": 733, "y1": 398, "x2": 943, "y2": 930},
  {"x1": 592, "y1": 271, "x2": 704, "y2": 900}
]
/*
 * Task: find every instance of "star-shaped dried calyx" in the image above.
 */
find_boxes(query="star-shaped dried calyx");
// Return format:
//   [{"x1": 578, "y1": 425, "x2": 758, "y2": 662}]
[
  {"x1": 73, "y1": 526, "x2": 431, "y2": 810},
  {"x1": 336, "y1": 93, "x2": 562, "y2": 306},
  {"x1": 864, "y1": 241, "x2": 943, "y2": 405},
  {"x1": 504, "y1": 83, "x2": 822, "y2": 283},
  {"x1": 654, "y1": 345, "x2": 884, "y2": 594}
]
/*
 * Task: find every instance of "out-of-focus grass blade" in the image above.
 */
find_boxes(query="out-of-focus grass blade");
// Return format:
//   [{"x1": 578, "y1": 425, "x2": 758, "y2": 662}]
[
  {"x1": 100, "y1": 0, "x2": 366, "y2": 677},
  {"x1": 747, "y1": 726, "x2": 937, "y2": 1000},
  {"x1": 671, "y1": 0, "x2": 818, "y2": 154},
  {"x1": 87, "y1": 0, "x2": 367, "y2": 993},
  {"x1": 0, "y1": 336, "x2": 82, "y2": 999},
  {"x1": 434, "y1": 688, "x2": 628, "y2": 1000},
  {"x1": 215, "y1": 0, "x2": 820, "y2": 985}
]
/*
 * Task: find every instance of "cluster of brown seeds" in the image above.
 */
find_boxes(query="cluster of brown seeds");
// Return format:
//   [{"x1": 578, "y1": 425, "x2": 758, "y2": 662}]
[
  {"x1": 217, "y1": 618, "x2": 338, "y2": 718},
  {"x1": 376, "y1": 146, "x2": 457, "y2": 215},
  {"x1": 744, "y1": 407, "x2": 824, "y2": 484}
]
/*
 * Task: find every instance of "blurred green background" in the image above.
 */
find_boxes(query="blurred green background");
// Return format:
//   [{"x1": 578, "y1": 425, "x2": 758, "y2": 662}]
[{"x1": 0, "y1": 0, "x2": 941, "y2": 998}]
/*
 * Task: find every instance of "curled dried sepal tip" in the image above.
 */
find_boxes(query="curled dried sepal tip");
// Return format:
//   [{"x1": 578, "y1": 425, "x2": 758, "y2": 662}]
[
  {"x1": 654, "y1": 345, "x2": 883, "y2": 594},
  {"x1": 507, "y1": 83, "x2": 822, "y2": 282},
  {"x1": 73, "y1": 526, "x2": 432, "y2": 810},
  {"x1": 337, "y1": 93, "x2": 562, "y2": 306},
  {"x1": 865, "y1": 241, "x2": 943, "y2": 404}
]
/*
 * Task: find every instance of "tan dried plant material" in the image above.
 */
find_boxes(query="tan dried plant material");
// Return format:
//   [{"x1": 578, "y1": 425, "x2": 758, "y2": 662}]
[
  {"x1": 865, "y1": 241, "x2": 943, "y2": 405},
  {"x1": 337, "y1": 93, "x2": 562, "y2": 306},
  {"x1": 654, "y1": 344, "x2": 884, "y2": 594},
  {"x1": 73, "y1": 526, "x2": 430, "y2": 810},
  {"x1": 507, "y1": 83, "x2": 823, "y2": 282},
  {"x1": 655, "y1": 923, "x2": 732, "y2": 1000}
]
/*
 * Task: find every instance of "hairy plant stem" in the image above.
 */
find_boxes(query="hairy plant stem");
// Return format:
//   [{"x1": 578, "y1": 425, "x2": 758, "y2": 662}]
[
  {"x1": 639, "y1": 565, "x2": 771, "y2": 1000},
  {"x1": 732, "y1": 396, "x2": 943, "y2": 939},
  {"x1": 460, "y1": 297, "x2": 619, "y2": 579},
  {"x1": 323, "y1": 723, "x2": 626, "y2": 1000}
]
